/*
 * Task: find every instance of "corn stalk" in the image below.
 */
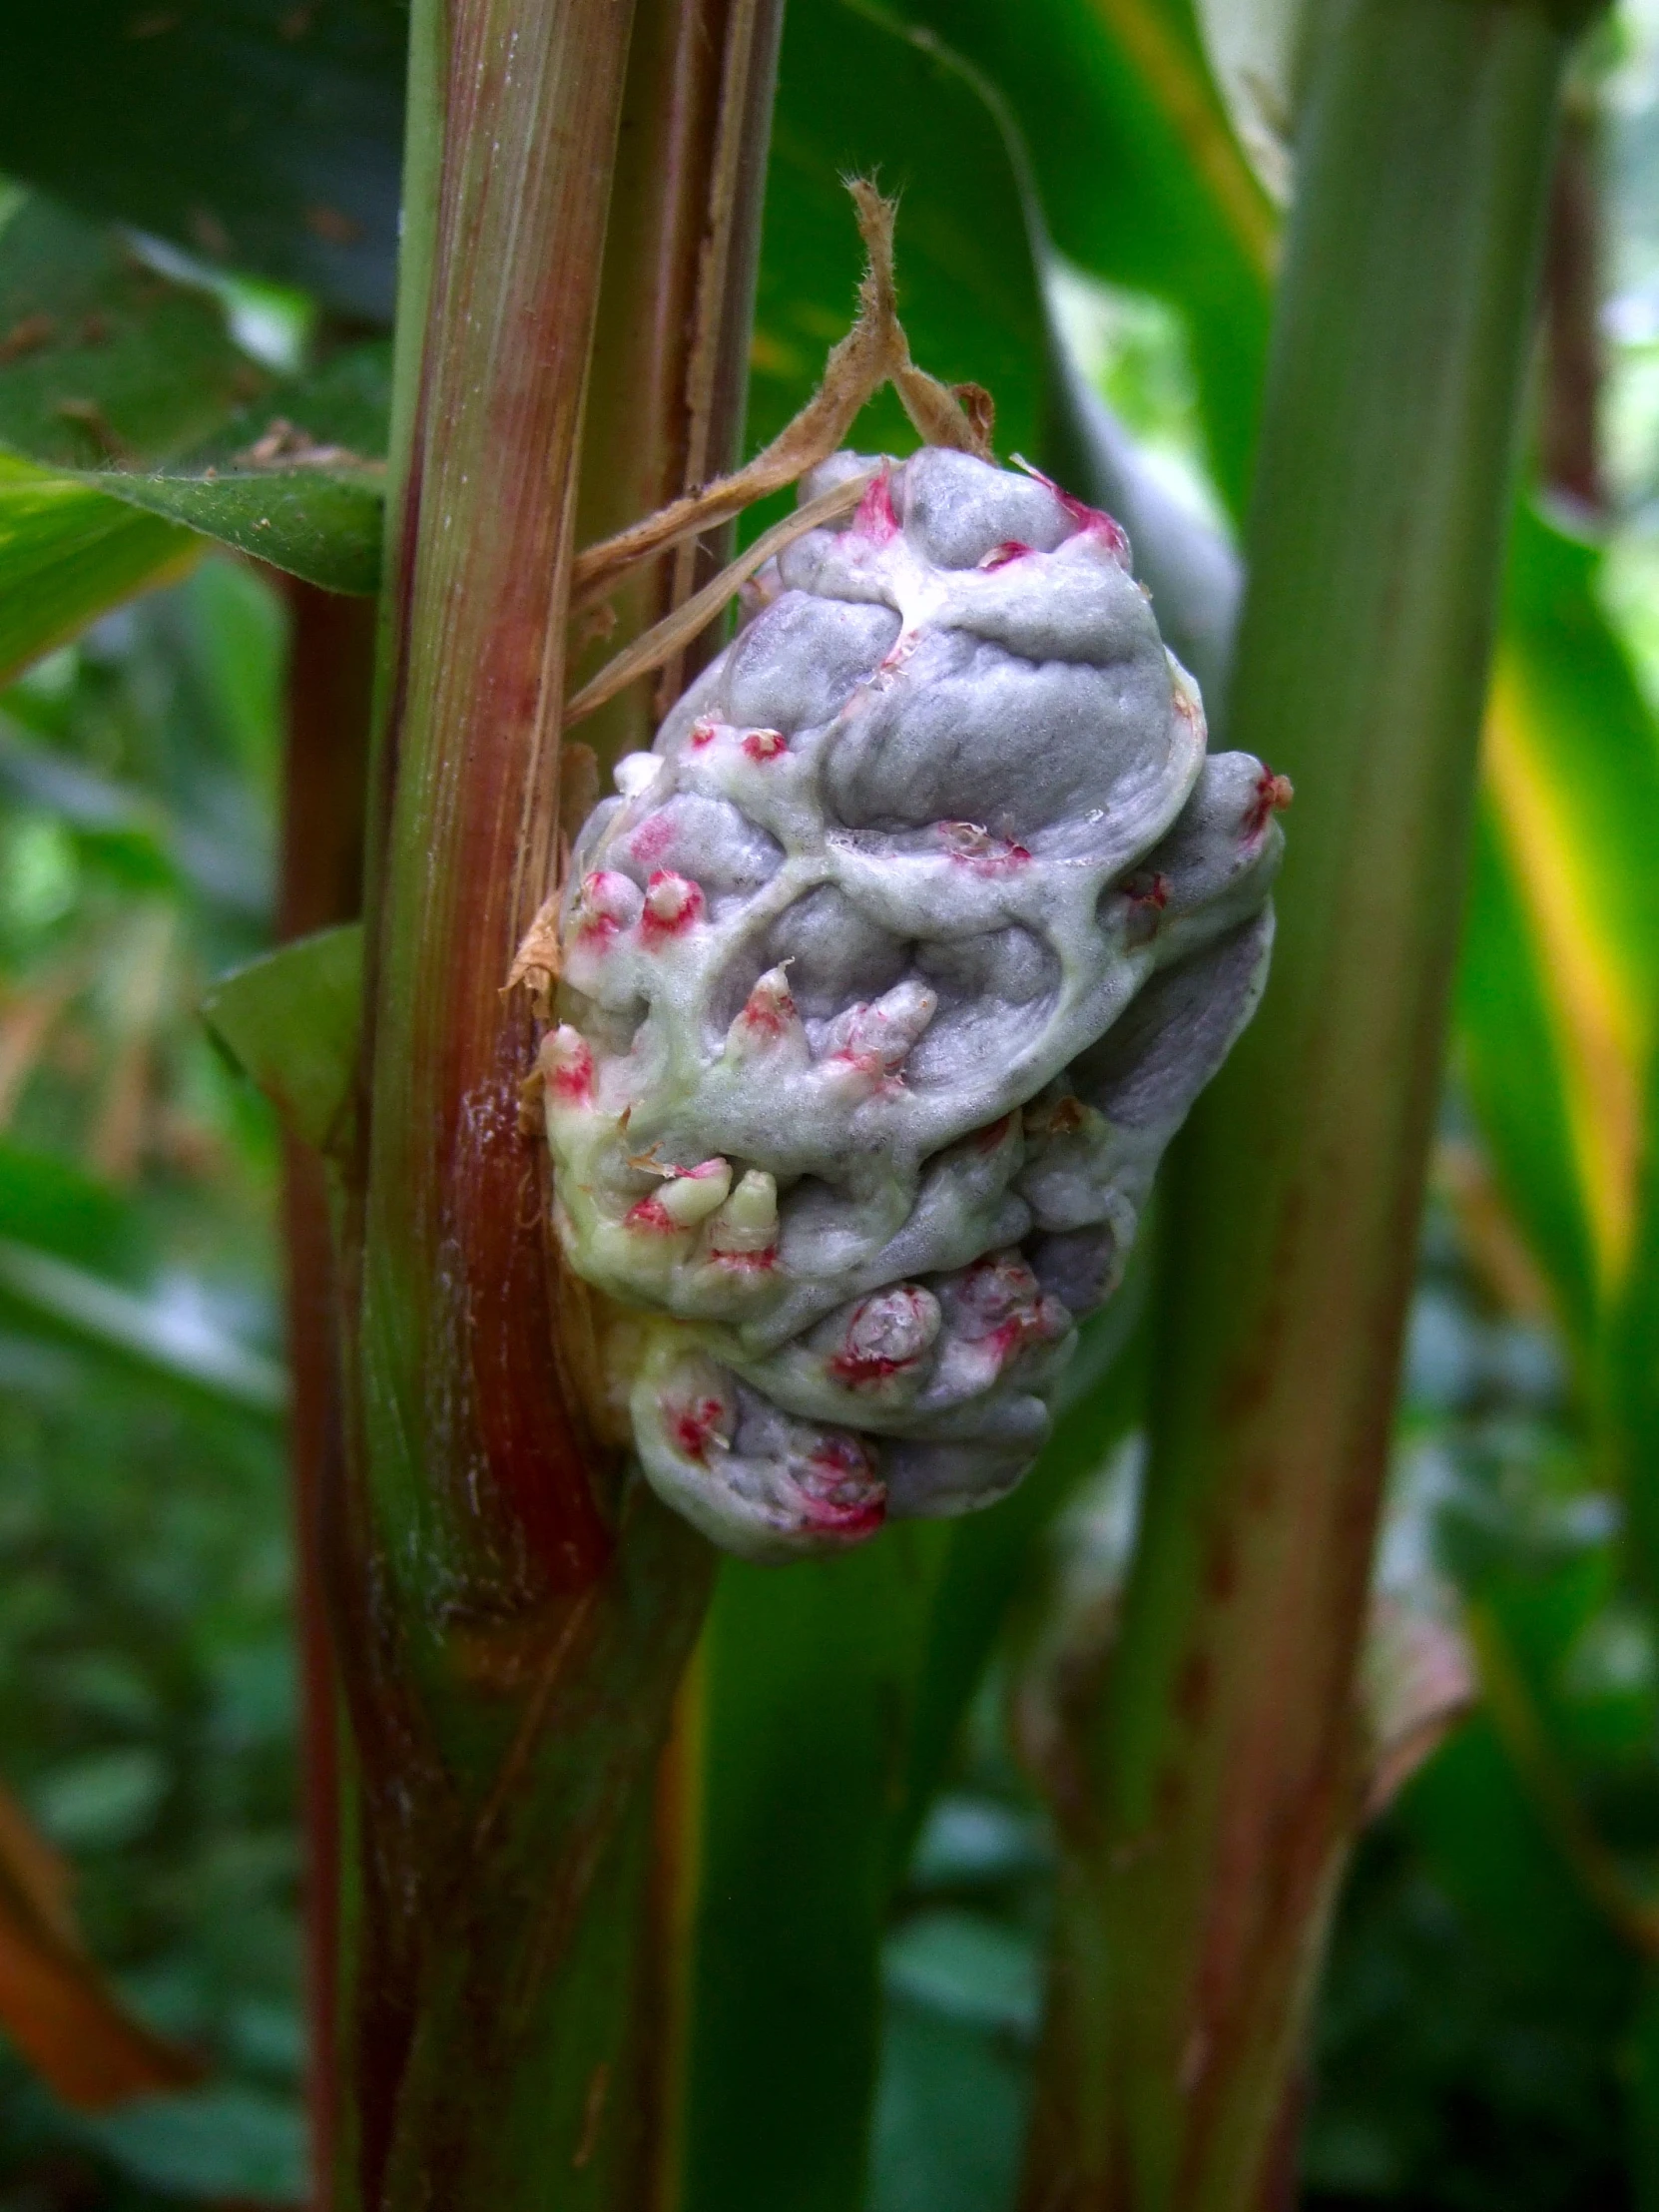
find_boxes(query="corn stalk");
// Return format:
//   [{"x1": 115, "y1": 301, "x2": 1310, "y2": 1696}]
[
  {"x1": 322, "y1": 1, "x2": 779, "y2": 2202},
  {"x1": 1020, "y1": 0, "x2": 1582, "y2": 2202}
]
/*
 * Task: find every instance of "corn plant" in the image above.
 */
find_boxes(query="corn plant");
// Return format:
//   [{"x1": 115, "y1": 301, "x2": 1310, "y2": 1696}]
[{"x1": 0, "y1": 0, "x2": 1646, "y2": 2207}]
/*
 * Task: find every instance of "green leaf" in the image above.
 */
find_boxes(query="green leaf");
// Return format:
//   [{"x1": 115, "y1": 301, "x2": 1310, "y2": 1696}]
[
  {"x1": 0, "y1": 194, "x2": 263, "y2": 467},
  {"x1": 1609, "y1": 1039, "x2": 1659, "y2": 1600},
  {"x1": 0, "y1": 450, "x2": 199, "y2": 689},
  {"x1": 678, "y1": 1525, "x2": 952, "y2": 2212},
  {"x1": 1627, "y1": 1970, "x2": 1659, "y2": 2212},
  {"x1": 894, "y1": 1290, "x2": 1149, "y2": 1867},
  {"x1": 0, "y1": 1, "x2": 405, "y2": 322},
  {"x1": 77, "y1": 2084, "x2": 305, "y2": 2205},
  {"x1": 202, "y1": 923, "x2": 362, "y2": 1152},
  {"x1": 755, "y1": 2, "x2": 1048, "y2": 471},
  {"x1": 102, "y1": 336, "x2": 393, "y2": 594},
  {"x1": 0, "y1": 1122, "x2": 279, "y2": 1416},
  {"x1": 869, "y1": 1997, "x2": 1030, "y2": 2212},
  {"x1": 882, "y1": 1911, "x2": 1041, "y2": 2035},
  {"x1": 0, "y1": 194, "x2": 389, "y2": 606},
  {"x1": 1460, "y1": 503, "x2": 1659, "y2": 1358},
  {"x1": 0, "y1": 1137, "x2": 151, "y2": 1281},
  {"x1": 886, "y1": 0, "x2": 1276, "y2": 513},
  {"x1": 1456, "y1": 800, "x2": 1597, "y2": 1352},
  {"x1": 0, "y1": 1239, "x2": 286, "y2": 1415},
  {"x1": 90, "y1": 465, "x2": 383, "y2": 595}
]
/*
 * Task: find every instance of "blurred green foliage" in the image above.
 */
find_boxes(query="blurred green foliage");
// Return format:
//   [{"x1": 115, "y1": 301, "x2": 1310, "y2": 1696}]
[{"x1": 0, "y1": 566, "x2": 299, "y2": 2208}]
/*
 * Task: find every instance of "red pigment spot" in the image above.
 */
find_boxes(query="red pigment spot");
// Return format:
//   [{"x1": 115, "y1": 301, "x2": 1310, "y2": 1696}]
[
  {"x1": 641, "y1": 869, "x2": 703, "y2": 937},
  {"x1": 852, "y1": 462, "x2": 899, "y2": 544},
  {"x1": 742, "y1": 728, "x2": 787, "y2": 762},
  {"x1": 806, "y1": 1492, "x2": 886, "y2": 1541},
  {"x1": 690, "y1": 717, "x2": 719, "y2": 749},
  {"x1": 972, "y1": 1113, "x2": 1015, "y2": 1152},
  {"x1": 939, "y1": 821, "x2": 1031, "y2": 873},
  {"x1": 624, "y1": 1196, "x2": 679, "y2": 1234},
  {"x1": 800, "y1": 1435, "x2": 886, "y2": 1537},
  {"x1": 670, "y1": 1395, "x2": 727, "y2": 1461},
  {"x1": 708, "y1": 1243, "x2": 777, "y2": 1273},
  {"x1": 828, "y1": 1047, "x2": 889, "y2": 1086},
  {"x1": 829, "y1": 1349, "x2": 907, "y2": 1386},
  {"x1": 1122, "y1": 869, "x2": 1170, "y2": 946},
  {"x1": 1016, "y1": 458, "x2": 1131, "y2": 565},
  {"x1": 1245, "y1": 769, "x2": 1295, "y2": 837},
  {"x1": 628, "y1": 814, "x2": 675, "y2": 866},
  {"x1": 978, "y1": 540, "x2": 1033, "y2": 570},
  {"x1": 1126, "y1": 870, "x2": 1170, "y2": 911}
]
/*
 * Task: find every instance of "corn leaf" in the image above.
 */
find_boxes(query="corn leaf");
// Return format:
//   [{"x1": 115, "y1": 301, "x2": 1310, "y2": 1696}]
[{"x1": 202, "y1": 924, "x2": 363, "y2": 1153}]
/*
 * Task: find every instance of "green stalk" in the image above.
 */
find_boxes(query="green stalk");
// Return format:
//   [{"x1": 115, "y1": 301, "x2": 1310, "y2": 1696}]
[
  {"x1": 1020, "y1": 1, "x2": 1576, "y2": 2204},
  {"x1": 323, "y1": 0, "x2": 776, "y2": 2201}
]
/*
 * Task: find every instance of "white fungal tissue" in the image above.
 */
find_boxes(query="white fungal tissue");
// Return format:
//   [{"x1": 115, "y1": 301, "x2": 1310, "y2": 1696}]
[{"x1": 541, "y1": 448, "x2": 1286, "y2": 1562}]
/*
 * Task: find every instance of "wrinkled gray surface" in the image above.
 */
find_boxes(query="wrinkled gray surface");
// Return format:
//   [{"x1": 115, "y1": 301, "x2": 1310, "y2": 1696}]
[{"x1": 543, "y1": 448, "x2": 1283, "y2": 1561}]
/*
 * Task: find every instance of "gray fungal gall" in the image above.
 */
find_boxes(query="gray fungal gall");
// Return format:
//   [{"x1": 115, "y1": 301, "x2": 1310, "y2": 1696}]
[{"x1": 542, "y1": 447, "x2": 1286, "y2": 1562}]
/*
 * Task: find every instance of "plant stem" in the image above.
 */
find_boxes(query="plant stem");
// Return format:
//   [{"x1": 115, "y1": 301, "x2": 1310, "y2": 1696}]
[
  {"x1": 1020, "y1": 2, "x2": 1572, "y2": 2203},
  {"x1": 276, "y1": 578, "x2": 375, "y2": 2212},
  {"x1": 336, "y1": 0, "x2": 683, "y2": 2200},
  {"x1": 323, "y1": 0, "x2": 782, "y2": 2198},
  {"x1": 574, "y1": 0, "x2": 785, "y2": 770}
]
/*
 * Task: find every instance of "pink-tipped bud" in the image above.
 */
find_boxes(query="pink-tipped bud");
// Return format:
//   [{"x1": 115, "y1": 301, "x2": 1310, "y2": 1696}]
[
  {"x1": 977, "y1": 540, "x2": 1033, "y2": 570},
  {"x1": 727, "y1": 967, "x2": 805, "y2": 1057},
  {"x1": 658, "y1": 1158, "x2": 733, "y2": 1229},
  {"x1": 952, "y1": 1251, "x2": 1067, "y2": 1370},
  {"x1": 826, "y1": 979, "x2": 937, "y2": 1087},
  {"x1": 641, "y1": 869, "x2": 704, "y2": 939},
  {"x1": 742, "y1": 728, "x2": 788, "y2": 763},
  {"x1": 706, "y1": 1171, "x2": 780, "y2": 1269},
  {"x1": 539, "y1": 1024, "x2": 594, "y2": 1106},
  {"x1": 689, "y1": 716, "x2": 721, "y2": 749},
  {"x1": 829, "y1": 1285, "x2": 941, "y2": 1387},
  {"x1": 627, "y1": 1158, "x2": 732, "y2": 1236},
  {"x1": 573, "y1": 869, "x2": 640, "y2": 942},
  {"x1": 798, "y1": 1432, "x2": 885, "y2": 1538}
]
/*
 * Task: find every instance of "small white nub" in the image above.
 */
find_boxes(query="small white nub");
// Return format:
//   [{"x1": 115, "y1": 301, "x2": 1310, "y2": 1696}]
[
  {"x1": 614, "y1": 752, "x2": 663, "y2": 798},
  {"x1": 711, "y1": 1171, "x2": 780, "y2": 1253}
]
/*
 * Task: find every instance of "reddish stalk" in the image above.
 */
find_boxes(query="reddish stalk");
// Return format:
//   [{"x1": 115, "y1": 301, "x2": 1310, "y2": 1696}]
[
  {"x1": 276, "y1": 578, "x2": 375, "y2": 2212},
  {"x1": 316, "y1": 0, "x2": 783, "y2": 2200}
]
